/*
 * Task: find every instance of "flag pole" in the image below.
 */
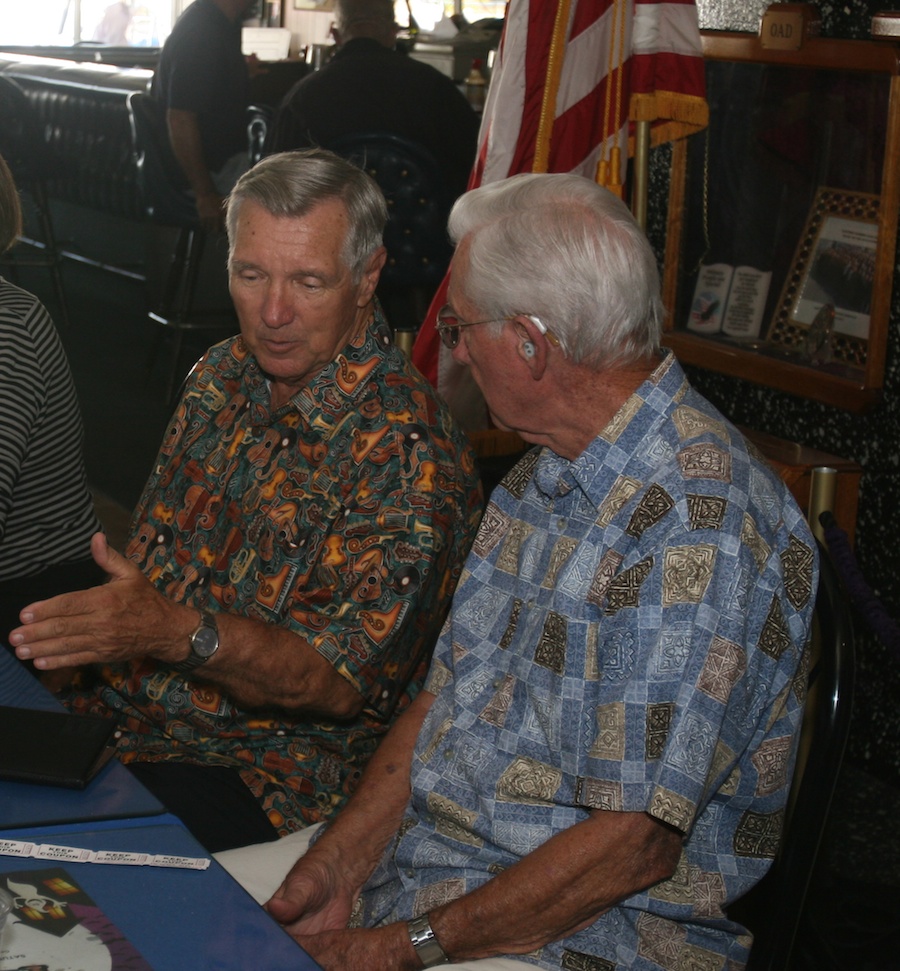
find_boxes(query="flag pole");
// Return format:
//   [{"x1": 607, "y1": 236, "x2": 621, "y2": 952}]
[{"x1": 632, "y1": 119, "x2": 651, "y2": 229}]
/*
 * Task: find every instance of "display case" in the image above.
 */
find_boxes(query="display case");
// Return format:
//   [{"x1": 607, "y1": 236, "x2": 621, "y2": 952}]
[{"x1": 662, "y1": 30, "x2": 900, "y2": 411}]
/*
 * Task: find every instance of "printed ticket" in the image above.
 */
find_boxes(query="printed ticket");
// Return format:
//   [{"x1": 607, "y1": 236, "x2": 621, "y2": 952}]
[{"x1": 0, "y1": 838, "x2": 209, "y2": 869}]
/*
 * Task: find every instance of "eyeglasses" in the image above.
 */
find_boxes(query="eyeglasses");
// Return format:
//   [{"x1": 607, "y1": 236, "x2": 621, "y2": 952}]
[
  {"x1": 435, "y1": 306, "x2": 508, "y2": 348},
  {"x1": 436, "y1": 305, "x2": 562, "y2": 350}
]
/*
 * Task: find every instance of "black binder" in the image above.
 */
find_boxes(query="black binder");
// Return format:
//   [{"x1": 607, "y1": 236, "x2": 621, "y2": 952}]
[{"x1": 0, "y1": 705, "x2": 118, "y2": 789}]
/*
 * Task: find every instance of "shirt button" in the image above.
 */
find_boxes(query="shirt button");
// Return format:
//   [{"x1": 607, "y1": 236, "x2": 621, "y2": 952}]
[
  {"x1": 443, "y1": 748, "x2": 454, "y2": 759},
  {"x1": 558, "y1": 518, "x2": 566, "y2": 529},
  {"x1": 406, "y1": 869, "x2": 415, "y2": 878}
]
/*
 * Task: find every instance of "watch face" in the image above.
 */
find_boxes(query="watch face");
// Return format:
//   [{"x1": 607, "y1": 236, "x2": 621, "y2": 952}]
[{"x1": 192, "y1": 626, "x2": 219, "y2": 658}]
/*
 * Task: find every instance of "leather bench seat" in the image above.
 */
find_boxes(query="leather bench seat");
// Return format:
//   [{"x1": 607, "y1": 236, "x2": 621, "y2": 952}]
[{"x1": 0, "y1": 53, "x2": 153, "y2": 219}]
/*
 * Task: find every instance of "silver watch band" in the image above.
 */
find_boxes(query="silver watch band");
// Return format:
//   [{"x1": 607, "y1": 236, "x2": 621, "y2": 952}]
[
  {"x1": 174, "y1": 608, "x2": 219, "y2": 672},
  {"x1": 407, "y1": 913, "x2": 448, "y2": 967}
]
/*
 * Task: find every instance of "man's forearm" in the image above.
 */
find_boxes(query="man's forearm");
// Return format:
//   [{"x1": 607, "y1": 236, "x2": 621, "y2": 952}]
[
  {"x1": 179, "y1": 608, "x2": 363, "y2": 717},
  {"x1": 166, "y1": 108, "x2": 217, "y2": 198},
  {"x1": 427, "y1": 809, "x2": 682, "y2": 962},
  {"x1": 309, "y1": 688, "x2": 432, "y2": 875},
  {"x1": 267, "y1": 690, "x2": 434, "y2": 930}
]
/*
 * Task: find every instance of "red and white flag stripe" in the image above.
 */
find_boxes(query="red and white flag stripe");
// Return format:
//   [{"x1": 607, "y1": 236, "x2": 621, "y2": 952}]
[{"x1": 413, "y1": 0, "x2": 707, "y2": 404}]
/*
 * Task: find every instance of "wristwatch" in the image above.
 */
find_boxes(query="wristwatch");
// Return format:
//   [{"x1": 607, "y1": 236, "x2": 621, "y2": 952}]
[
  {"x1": 175, "y1": 609, "x2": 219, "y2": 673},
  {"x1": 407, "y1": 914, "x2": 448, "y2": 967}
]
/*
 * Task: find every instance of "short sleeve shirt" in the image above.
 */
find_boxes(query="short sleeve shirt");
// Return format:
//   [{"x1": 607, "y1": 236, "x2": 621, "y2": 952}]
[
  {"x1": 65, "y1": 313, "x2": 483, "y2": 834},
  {"x1": 152, "y1": 0, "x2": 250, "y2": 171},
  {"x1": 357, "y1": 353, "x2": 816, "y2": 970}
]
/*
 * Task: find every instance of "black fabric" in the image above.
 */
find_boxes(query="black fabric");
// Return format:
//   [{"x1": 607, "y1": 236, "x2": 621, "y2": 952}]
[
  {"x1": 127, "y1": 762, "x2": 280, "y2": 853},
  {"x1": 269, "y1": 38, "x2": 479, "y2": 201},
  {"x1": 151, "y1": 0, "x2": 250, "y2": 172}
]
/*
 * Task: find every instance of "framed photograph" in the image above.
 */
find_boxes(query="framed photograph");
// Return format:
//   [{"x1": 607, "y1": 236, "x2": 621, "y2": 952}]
[
  {"x1": 768, "y1": 187, "x2": 880, "y2": 368},
  {"x1": 294, "y1": 0, "x2": 334, "y2": 9}
]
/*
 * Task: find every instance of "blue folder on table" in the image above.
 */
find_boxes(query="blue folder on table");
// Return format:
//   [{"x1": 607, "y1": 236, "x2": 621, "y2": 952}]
[
  {"x1": 0, "y1": 650, "x2": 165, "y2": 829},
  {"x1": 0, "y1": 818, "x2": 321, "y2": 970}
]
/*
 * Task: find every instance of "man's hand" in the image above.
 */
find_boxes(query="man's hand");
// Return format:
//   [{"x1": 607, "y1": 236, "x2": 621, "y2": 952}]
[
  {"x1": 245, "y1": 52, "x2": 269, "y2": 79},
  {"x1": 266, "y1": 850, "x2": 357, "y2": 935},
  {"x1": 9, "y1": 531, "x2": 191, "y2": 670},
  {"x1": 194, "y1": 189, "x2": 226, "y2": 233},
  {"x1": 165, "y1": 108, "x2": 226, "y2": 232}
]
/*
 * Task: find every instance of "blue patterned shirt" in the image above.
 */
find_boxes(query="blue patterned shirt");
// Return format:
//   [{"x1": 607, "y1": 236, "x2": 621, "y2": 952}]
[{"x1": 358, "y1": 353, "x2": 817, "y2": 971}]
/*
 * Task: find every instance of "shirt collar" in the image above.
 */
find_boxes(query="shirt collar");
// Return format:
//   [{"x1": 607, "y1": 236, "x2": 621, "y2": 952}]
[
  {"x1": 533, "y1": 352, "x2": 685, "y2": 502},
  {"x1": 223, "y1": 303, "x2": 395, "y2": 429}
]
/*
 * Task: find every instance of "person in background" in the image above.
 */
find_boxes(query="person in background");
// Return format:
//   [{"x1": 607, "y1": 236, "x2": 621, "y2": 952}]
[
  {"x1": 10, "y1": 150, "x2": 483, "y2": 853},
  {"x1": 92, "y1": 1, "x2": 133, "y2": 45},
  {"x1": 215, "y1": 172, "x2": 817, "y2": 971},
  {"x1": 0, "y1": 153, "x2": 103, "y2": 654},
  {"x1": 152, "y1": 0, "x2": 257, "y2": 231},
  {"x1": 269, "y1": 0, "x2": 479, "y2": 203}
]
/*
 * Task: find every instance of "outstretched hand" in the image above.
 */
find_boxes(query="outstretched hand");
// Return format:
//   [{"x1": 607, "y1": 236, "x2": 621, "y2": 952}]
[{"x1": 9, "y1": 532, "x2": 189, "y2": 670}]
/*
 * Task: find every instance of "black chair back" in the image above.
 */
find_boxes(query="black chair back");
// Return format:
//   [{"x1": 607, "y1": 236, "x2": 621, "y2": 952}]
[
  {"x1": 730, "y1": 543, "x2": 856, "y2": 971},
  {"x1": 325, "y1": 132, "x2": 454, "y2": 295},
  {"x1": 126, "y1": 90, "x2": 198, "y2": 228}
]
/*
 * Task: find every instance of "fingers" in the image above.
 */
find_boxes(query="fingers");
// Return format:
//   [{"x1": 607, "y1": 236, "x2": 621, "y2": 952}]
[
  {"x1": 91, "y1": 530, "x2": 109, "y2": 566},
  {"x1": 265, "y1": 895, "x2": 301, "y2": 924},
  {"x1": 91, "y1": 531, "x2": 137, "y2": 583},
  {"x1": 10, "y1": 582, "x2": 133, "y2": 663},
  {"x1": 29, "y1": 647, "x2": 104, "y2": 671}
]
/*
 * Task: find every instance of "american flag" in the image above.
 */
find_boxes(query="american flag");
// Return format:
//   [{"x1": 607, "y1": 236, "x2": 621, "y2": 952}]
[{"x1": 412, "y1": 0, "x2": 708, "y2": 417}]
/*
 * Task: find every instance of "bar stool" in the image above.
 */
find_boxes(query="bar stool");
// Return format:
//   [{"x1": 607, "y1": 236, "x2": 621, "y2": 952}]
[
  {"x1": 0, "y1": 75, "x2": 71, "y2": 328},
  {"x1": 126, "y1": 90, "x2": 235, "y2": 401}
]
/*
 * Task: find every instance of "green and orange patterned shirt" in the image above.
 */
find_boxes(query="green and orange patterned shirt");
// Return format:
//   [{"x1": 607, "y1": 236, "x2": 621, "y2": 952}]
[{"x1": 66, "y1": 312, "x2": 483, "y2": 834}]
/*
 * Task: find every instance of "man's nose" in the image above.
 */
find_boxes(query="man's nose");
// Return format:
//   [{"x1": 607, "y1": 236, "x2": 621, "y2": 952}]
[{"x1": 261, "y1": 283, "x2": 295, "y2": 327}]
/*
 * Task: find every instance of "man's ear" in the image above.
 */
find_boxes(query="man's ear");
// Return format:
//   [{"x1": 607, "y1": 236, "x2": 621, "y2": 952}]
[
  {"x1": 357, "y1": 246, "x2": 387, "y2": 305},
  {"x1": 512, "y1": 317, "x2": 548, "y2": 379}
]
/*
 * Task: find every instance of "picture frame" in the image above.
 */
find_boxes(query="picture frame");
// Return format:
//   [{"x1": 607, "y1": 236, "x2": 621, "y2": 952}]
[
  {"x1": 293, "y1": 0, "x2": 334, "y2": 9},
  {"x1": 660, "y1": 30, "x2": 900, "y2": 412},
  {"x1": 767, "y1": 187, "x2": 880, "y2": 368}
]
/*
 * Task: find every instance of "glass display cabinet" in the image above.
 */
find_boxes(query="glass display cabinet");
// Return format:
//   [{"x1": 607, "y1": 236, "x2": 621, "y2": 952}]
[{"x1": 661, "y1": 30, "x2": 900, "y2": 411}]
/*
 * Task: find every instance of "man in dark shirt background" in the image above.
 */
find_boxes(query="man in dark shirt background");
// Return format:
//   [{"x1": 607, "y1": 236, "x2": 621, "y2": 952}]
[
  {"x1": 269, "y1": 0, "x2": 480, "y2": 202},
  {"x1": 153, "y1": 0, "x2": 256, "y2": 230}
]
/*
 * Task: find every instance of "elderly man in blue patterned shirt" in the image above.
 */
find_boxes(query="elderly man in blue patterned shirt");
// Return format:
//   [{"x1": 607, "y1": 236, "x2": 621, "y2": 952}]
[{"x1": 217, "y1": 173, "x2": 817, "y2": 971}]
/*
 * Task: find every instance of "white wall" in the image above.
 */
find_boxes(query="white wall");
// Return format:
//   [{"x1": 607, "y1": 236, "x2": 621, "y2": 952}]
[{"x1": 282, "y1": 7, "x2": 333, "y2": 57}]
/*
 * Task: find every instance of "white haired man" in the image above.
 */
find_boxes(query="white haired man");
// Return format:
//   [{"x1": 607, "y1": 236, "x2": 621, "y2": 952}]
[{"x1": 217, "y1": 172, "x2": 817, "y2": 971}]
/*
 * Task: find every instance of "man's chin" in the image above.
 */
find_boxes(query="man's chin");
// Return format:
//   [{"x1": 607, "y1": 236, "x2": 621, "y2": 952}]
[{"x1": 487, "y1": 411, "x2": 512, "y2": 433}]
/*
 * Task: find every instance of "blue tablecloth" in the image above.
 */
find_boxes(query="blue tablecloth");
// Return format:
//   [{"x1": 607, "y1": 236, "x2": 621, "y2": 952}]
[
  {"x1": 0, "y1": 649, "x2": 165, "y2": 829},
  {"x1": 0, "y1": 817, "x2": 321, "y2": 969}
]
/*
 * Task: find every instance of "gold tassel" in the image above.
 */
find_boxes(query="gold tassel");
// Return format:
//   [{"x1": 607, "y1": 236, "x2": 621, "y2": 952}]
[{"x1": 605, "y1": 146, "x2": 624, "y2": 199}]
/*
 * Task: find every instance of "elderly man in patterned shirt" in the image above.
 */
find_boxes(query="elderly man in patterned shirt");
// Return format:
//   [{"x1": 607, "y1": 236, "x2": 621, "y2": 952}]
[
  {"x1": 215, "y1": 173, "x2": 818, "y2": 970},
  {"x1": 10, "y1": 150, "x2": 483, "y2": 853}
]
